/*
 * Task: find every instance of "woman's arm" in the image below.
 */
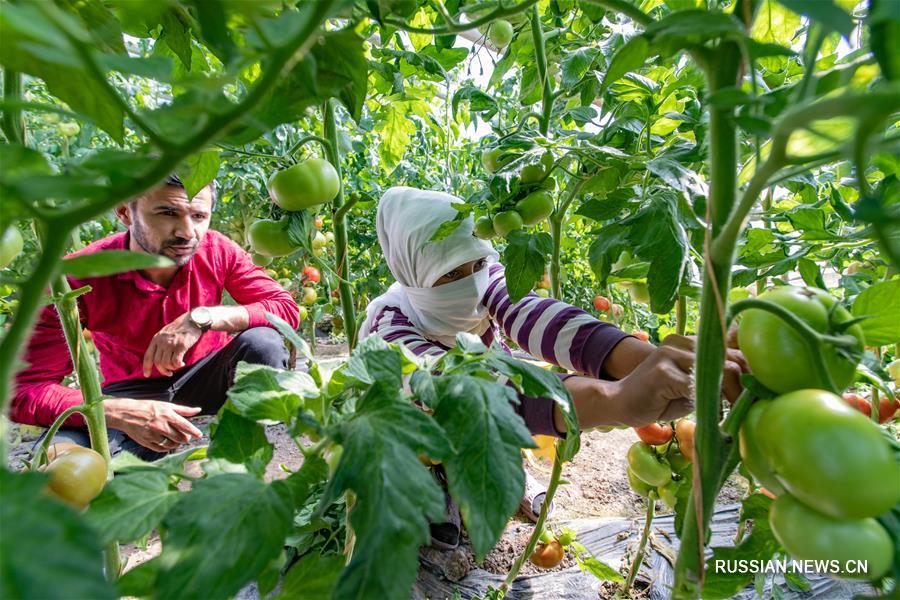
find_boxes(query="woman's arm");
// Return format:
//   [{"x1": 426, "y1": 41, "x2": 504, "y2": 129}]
[{"x1": 368, "y1": 305, "x2": 448, "y2": 357}]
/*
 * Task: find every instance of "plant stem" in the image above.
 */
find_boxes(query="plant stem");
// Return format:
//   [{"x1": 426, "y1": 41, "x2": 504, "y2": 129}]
[
  {"x1": 548, "y1": 181, "x2": 585, "y2": 299},
  {"x1": 676, "y1": 296, "x2": 687, "y2": 336},
  {"x1": 323, "y1": 100, "x2": 358, "y2": 349},
  {"x1": 1, "y1": 69, "x2": 25, "y2": 145},
  {"x1": 621, "y1": 499, "x2": 656, "y2": 596},
  {"x1": 529, "y1": 6, "x2": 553, "y2": 136},
  {"x1": 384, "y1": 0, "x2": 540, "y2": 34}
]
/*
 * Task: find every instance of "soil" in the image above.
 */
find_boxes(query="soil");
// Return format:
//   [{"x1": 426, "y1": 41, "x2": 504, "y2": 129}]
[{"x1": 6, "y1": 337, "x2": 748, "y2": 595}]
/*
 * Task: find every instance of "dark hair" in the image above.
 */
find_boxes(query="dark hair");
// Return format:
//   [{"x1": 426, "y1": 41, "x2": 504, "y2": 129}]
[{"x1": 130, "y1": 174, "x2": 217, "y2": 209}]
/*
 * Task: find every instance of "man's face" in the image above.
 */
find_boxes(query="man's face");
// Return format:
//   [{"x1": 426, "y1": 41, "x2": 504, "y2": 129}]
[{"x1": 120, "y1": 185, "x2": 213, "y2": 267}]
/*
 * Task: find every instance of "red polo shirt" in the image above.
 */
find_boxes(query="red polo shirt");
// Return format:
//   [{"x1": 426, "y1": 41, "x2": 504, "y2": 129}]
[{"x1": 12, "y1": 230, "x2": 300, "y2": 427}]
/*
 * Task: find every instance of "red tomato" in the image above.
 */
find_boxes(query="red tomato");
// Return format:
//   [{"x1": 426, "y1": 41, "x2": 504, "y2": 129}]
[
  {"x1": 314, "y1": 216, "x2": 324, "y2": 229},
  {"x1": 302, "y1": 266, "x2": 321, "y2": 283},
  {"x1": 529, "y1": 540, "x2": 564, "y2": 569},
  {"x1": 632, "y1": 330, "x2": 650, "y2": 342},
  {"x1": 843, "y1": 392, "x2": 899, "y2": 424},
  {"x1": 634, "y1": 422, "x2": 673, "y2": 445},
  {"x1": 592, "y1": 295, "x2": 610, "y2": 311},
  {"x1": 675, "y1": 419, "x2": 695, "y2": 462}
]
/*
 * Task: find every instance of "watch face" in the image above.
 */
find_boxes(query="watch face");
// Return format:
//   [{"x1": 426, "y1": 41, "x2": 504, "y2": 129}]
[{"x1": 192, "y1": 307, "x2": 212, "y2": 327}]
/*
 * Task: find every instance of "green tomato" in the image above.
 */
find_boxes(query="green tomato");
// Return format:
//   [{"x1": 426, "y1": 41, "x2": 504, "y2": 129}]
[
  {"x1": 666, "y1": 449, "x2": 691, "y2": 474},
  {"x1": 728, "y1": 287, "x2": 752, "y2": 302},
  {"x1": 45, "y1": 447, "x2": 107, "y2": 509},
  {"x1": 520, "y1": 153, "x2": 553, "y2": 184},
  {"x1": 251, "y1": 252, "x2": 273, "y2": 267},
  {"x1": 267, "y1": 157, "x2": 340, "y2": 211},
  {"x1": 770, "y1": 494, "x2": 892, "y2": 580},
  {"x1": 488, "y1": 19, "x2": 514, "y2": 48},
  {"x1": 737, "y1": 286, "x2": 865, "y2": 394},
  {"x1": 57, "y1": 122, "x2": 80, "y2": 137},
  {"x1": 622, "y1": 281, "x2": 650, "y2": 304},
  {"x1": 324, "y1": 231, "x2": 335, "y2": 244},
  {"x1": 534, "y1": 288, "x2": 550, "y2": 298},
  {"x1": 627, "y1": 442, "x2": 671, "y2": 487},
  {"x1": 312, "y1": 231, "x2": 327, "y2": 250},
  {"x1": 738, "y1": 400, "x2": 786, "y2": 496},
  {"x1": 627, "y1": 466, "x2": 655, "y2": 498},
  {"x1": 45, "y1": 112, "x2": 61, "y2": 124},
  {"x1": 298, "y1": 305, "x2": 308, "y2": 321},
  {"x1": 301, "y1": 286, "x2": 317, "y2": 305},
  {"x1": 247, "y1": 218, "x2": 299, "y2": 257},
  {"x1": 758, "y1": 389, "x2": 900, "y2": 519},
  {"x1": 482, "y1": 148, "x2": 515, "y2": 174},
  {"x1": 0, "y1": 226, "x2": 24, "y2": 269},
  {"x1": 514, "y1": 191, "x2": 554, "y2": 226},
  {"x1": 657, "y1": 480, "x2": 680, "y2": 508},
  {"x1": 474, "y1": 216, "x2": 496, "y2": 240},
  {"x1": 492, "y1": 210, "x2": 524, "y2": 238}
]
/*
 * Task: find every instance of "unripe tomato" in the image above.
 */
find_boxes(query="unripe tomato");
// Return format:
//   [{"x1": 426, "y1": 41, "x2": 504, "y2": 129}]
[
  {"x1": 610, "y1": 304, "x2": 624, "y2": 318},
  {"x1": 0, "y1": 226, "x2": 24, "y2": 269},
  {"x1": 332, "y1": 315, "x2": 344, "y2": 331},
  {"x1": 488, "y1": 19, "x2": 514, "y2": 48},
  {"x1": 314, "y1": 216, "x2": 324, "y2": 229},
  {"x1": 657, "y1": 480, "x2": 680, "y2": 508},
  {"x1": 627, "y1": 466, "x2": 655, "y2": 498},
  {"x1": 45, "y1": 442, "x2": 80, "y2": 462},
  {"x1": 886, "y1": 359, "x2": 900, "y2": 385},
  {"x1": 301, "y1": 286, "x2": 317, "y2": 305},
  {"x1": 592, "y1": 295, "x2": 610, "y2": 311},
  {"x1": 324, "y1": 231, "x2": 335, "y2": 244},
  {"x1": 758, "y1": 389, "x2": 900, "y2": 519},
  {"x1": 666, "y1": 449, "x2": 691, "y2": 474},
  {"x1": 529, "y1": 540, "x2": 564, "y2": 569},
  {"x1": 311, "y1": 231, "x2": 328, "y2": 251},
  {"x1": 45, "y1": 446, "x2": 107, "y2": 509},
  {"x1": 534, "y1": 288, "x2": 550, "y2": 298},
  {"x1": 58, "y1": 122, "x2": 80, "y2": 137},
  {"x1": 634, "y1": 422, "x2": 673, "y2": 445},
  {"x1": 632, "y1": 330, "x2": 650, "y2": 342},
  {"x1": 481, "y1": 148, "x2": 514, "y2": 173},
  {"x1": 298, "y1": 305, "x2": 308, "y2": 321},
  {"x1": 492, "y1": 210, "x2": 524, "y2": 238},
  {"x1": 302, "y1": 266, "x2": 321, "y2": 284},
  {"x1": 737, "y1": 287, "x2": 865, "y2": 394},
  {"x1": 45, "y1": 112, "x2": 61, "y2": 124},
  {"x1": 267, "y1": 158, "x2": 340, "y2": 211},
  {"x1": 251, "y1": 252, "x2": 273, "y2": 267},
  {"x1": 248, "y1": 218, "x2": 299, "y2": 257},
  {"x1": 738, "y1": 400, "x2": 786, "y2": 495},
  {"x1": 627, "y1": 442, "x2": 671, "y2": 487},
  {"x1": 770, "y1": 494, "x2": 892, "y2": 580},
  {"x1": 674, "y1": 419, "x2": 695, "y2": 462},
  {"x1": 514, "y1": 191, "x2": 554, "y2": 225},
  {"x1": 474, "y1": 216, "x2": 496, "y2": 240},
  {"x1": 556, "y1": 529, "x2": 575, "y2": 546}
]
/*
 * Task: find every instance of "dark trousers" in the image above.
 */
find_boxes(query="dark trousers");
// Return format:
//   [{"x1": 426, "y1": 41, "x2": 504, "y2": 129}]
[{"x1": 42, "y1": 327, "x2": 289, "y2": 461}]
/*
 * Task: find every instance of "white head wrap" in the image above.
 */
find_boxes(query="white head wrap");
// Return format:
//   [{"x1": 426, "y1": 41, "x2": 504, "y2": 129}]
[{"x1": 358, "y1": 186, "x2": 499, "y2": 347}]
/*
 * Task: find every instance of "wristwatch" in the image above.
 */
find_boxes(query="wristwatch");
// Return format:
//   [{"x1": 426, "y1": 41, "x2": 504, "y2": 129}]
[{"x1": 188, "y1": 306, "x2": 213, "y2": 332}]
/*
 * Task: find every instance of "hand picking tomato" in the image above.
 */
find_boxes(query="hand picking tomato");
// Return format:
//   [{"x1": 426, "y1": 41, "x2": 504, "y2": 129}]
[
  {"x1": 44, "y1": 446, "x2": 107, "y2": 509},
  {"x1": 302, "y1": 265, "x2": 321, "y2": 284},
  {"x1": 529, "y1": 540, "x2": 564, "y2": 569},
  {"x1": 627, "y1": 442, "x2": 671, "y2": 487},
  {"x1": 634, "y1": 422, "x2": 673, "y2": 445},
  {"x1": 769, "y1": 493, "x2": 892, "y2": 580},
  {"x1": 758, "y1": 389, "x2": 900, "y2": 519},
  {"x1": 592, "y1": 295, "x2": 610, "y2": 311},
  {"x1": 737, "y1": 286, "x2": 865, "y2": 394},
  {"x1": 674, "y1": 419, "x2": 695, "y2": 462}
]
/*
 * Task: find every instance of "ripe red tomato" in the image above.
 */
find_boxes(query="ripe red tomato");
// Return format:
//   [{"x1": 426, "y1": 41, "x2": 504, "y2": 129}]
[
  {"x1": 737, "y1": 286, "x2": 865, "y2": 394},
  {"x1": 314, "y1": 216, "x2": 324, "y2": 229},
  {"x1": 529, "y1": 540, "x2": 564, "y2": 569},
  {"x1": 592, "y1": 295, "x2": 610, "y2": 311},
  {"x1": 302, "y1": 266, "x2": 321, "y2": 284},
  {"x1": 758, "y1": 389, "x2": 900, "y2": 519},
  {"x1": 634, "y1": 422, "x2": 673, "y2": 445},
  {"x1": 843, "y1": 392, "x2": 898, "y2": 423},
  {"x1": 632, "y1": 330, "x2": 650, "y2": 342},
  {"x1": 44, "y1": 446, "x2": 107, "y2": 509},
  {"x1": 675, "y1": 419, "x2": 695, "y2": 462}
]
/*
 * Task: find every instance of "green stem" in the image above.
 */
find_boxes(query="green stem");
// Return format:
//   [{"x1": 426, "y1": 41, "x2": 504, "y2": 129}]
[
  {"x1": 548, "y1": 181, "x2": 584, "y2": 299},
  {"x1": 323, "y1": 100, "x2": 357, "y2": 349},
  {"x1": 287, "y1": 135, "x2": 333, "y2": 160},
  {"x1": 676, "y1": 296, "x2": 687, "y2": 336},
  {"x1": 794, "y1": 23, "x2": 826, "y2": 103},
  {"x1": 500, "y1": 451, "x2": 565, "y2": 595},
  {"x1": 1, "y1": 69, "x2": 25, "y2": 145},
  {"x1": 579, "y1": 0, "x2": 652, "y2": 26},
  {"x1": 529, "y1": 6, "x2": 553, "y2": 136},
  {"x1": 29, "y1": 404, "x2": 87, "y2": 469},
  {"x1": 621, "y1": 499, "x2": 656, "y2": 596},
  {"x1": 384, "y1": 0, "x2": 540, "y2": 34}
]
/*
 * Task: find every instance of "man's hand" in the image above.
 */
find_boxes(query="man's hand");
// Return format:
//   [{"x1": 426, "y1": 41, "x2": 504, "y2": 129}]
[
  {"x1": 142, "y1": 312, "x2": 203, "y2": 377},
  {"x1": 104, "y1": 398, "x2": 202, "y2": 453}
]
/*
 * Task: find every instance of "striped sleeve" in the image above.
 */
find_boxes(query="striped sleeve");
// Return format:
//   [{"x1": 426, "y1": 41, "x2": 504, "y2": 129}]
[
  {"x1": 368, "y1": 305, "x2": 448, "y2": 358},
  {"x1": 481, "y1": 263, "x2": 630, "y2": 377}
]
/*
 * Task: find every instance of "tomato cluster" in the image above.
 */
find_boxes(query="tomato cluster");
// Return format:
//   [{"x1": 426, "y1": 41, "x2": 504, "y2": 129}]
[
  {"x1": 626, "y1": 419, "x2": 694, "y2": 508},
  {"x1": 476, "y1": 149, "x2": 556, "y2": 240}
]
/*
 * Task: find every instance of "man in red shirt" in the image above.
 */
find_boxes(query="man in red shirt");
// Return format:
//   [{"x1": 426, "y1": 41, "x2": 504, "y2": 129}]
[{"x1": 14, "y1": 175, "x2": 301, "y2": 459}]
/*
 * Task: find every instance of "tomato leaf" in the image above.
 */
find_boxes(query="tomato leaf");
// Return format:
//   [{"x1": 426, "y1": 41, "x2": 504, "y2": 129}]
[
  {"x1": 777, "y1": 0, "x2": 853, "y2": 38},
  {"x1": 62, "y1": 250, "x2": 175, "y2": 278},
  {"x1": 177, "y1": 149, "x2": 220, "y2": 200},
  {"x1": 432, "y1": 375, "x2": 535, "y2": 559},
  {"x1": 600, "y1": 35, "x2": 650, "y2": 94},
  {"x1": 502, "y1": 230, "x2": 553, "y2": 302},
  {"x1": 207, "y1": 409, "x2": 274, "y2": 478},
  {"x1": 0, "y1": 470, "x2": 116, "y2": 600},
  {"x1": 85, "y1": 470, "x2": 179, "y2": 544},
  {"x1": 226, "y1": 362, "x2": 318, "y2": 423},
  {"x1": 280, "y1": 552, "x2": 344, "y2": 599},
  {"x1": 852, "y1": 279, "x2": 900, "y2": 346},
  {"x1": 156, "y1": 474, "x2": 294, "y2": 600}
]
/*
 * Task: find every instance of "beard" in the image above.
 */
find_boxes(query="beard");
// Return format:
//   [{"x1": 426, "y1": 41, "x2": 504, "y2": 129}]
[{"x1": 131, "y1": 220, "x2": 198, "y2": 267}]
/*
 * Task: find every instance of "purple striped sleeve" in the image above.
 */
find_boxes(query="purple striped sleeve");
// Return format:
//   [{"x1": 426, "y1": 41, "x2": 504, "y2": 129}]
[{"x1": 369, "y1": 306, "x2": 448, "y2": 356}]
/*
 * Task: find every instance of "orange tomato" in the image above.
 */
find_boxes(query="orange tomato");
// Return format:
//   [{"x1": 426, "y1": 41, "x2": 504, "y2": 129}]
[
  {"x1": 632, "y1": 330, "x2": 650, "y2": 342},
  {"x1": 530, "y1": 540, "x2": 564, "y2": 569},
  {"x1": 634, "y1": 422, "x2": 673, "y2": 445},
  {"x1": 592, "y1": 295, "x2": 611, "y2": 312},
  {"x1": 675, "y1": 419, "x2": 695, "y2": 462}
]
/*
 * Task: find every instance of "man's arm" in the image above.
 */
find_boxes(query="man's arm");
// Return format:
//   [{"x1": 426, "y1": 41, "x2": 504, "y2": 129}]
[{"x1": 12, "y1": 304, "x2": 86, "y2": 427}]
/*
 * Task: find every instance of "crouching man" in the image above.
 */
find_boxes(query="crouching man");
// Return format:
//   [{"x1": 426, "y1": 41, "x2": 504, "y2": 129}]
[{"x1": 13, "y1": 175, "x2": 300, "y2": 460}]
